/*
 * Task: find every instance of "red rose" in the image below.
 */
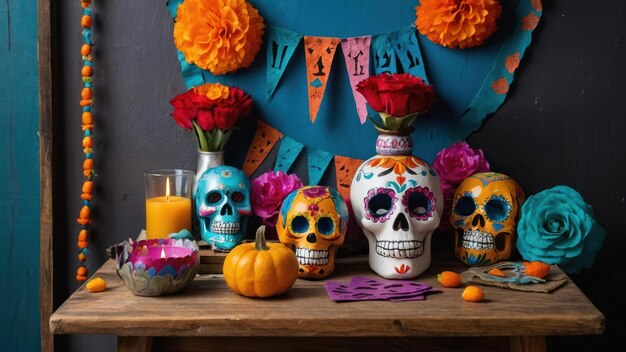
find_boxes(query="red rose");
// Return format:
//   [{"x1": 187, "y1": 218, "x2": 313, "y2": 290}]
[
  {"x1": 356, "y1": 73, "x2": 436, "y2": 117},
  {"x1": 196, "y1": 109, "x2": 215, "y2": 130},
  {"x1": 213, "y1": 106, "x2": 240, "y2": 130},
  {"x1": 169, "y1": 91, "x2": 198, "y2": 129},
  {"x1": 225, "y1": 86, "x2": 253, "y2": 117},
  {"x1": 169, "y1": 83, "x2": 253, "y2": 151}
]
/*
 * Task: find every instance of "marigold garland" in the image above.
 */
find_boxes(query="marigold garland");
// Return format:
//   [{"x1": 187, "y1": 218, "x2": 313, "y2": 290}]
[
  {"x1": 76, "y1": 0, "x2": 95, "y2": 282},
  {"x1": 415, "y1": 0, "x2": 503, "y2": 49},
  {"x1": 173, "y1": 0, "x2": 265, "y2": 75}
]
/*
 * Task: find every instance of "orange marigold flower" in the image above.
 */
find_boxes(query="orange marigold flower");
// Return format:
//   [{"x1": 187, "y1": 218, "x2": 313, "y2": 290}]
[
  {"x1": 173, "y1": 0, "x2": 265, "y2": 75},
  {"x1": 192, "y1": 82, "x2": 230, "y2": 101},
  {"x1": 415, "y1": 0, "x2": 503, "y2": 49}
]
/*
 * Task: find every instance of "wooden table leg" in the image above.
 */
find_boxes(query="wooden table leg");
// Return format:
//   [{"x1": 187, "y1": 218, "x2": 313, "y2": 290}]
[
  {"x1": 117, "y1": 336, "x2": 153, "y2": 352},
  {"x1": 509, "y1": 336, "x2": 546, "y2": 352}
]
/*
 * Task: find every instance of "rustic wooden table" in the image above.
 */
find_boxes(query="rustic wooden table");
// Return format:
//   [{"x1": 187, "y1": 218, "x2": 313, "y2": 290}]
[{"x1": 50, "y1": 253, "x2": 604, "y2": 352}]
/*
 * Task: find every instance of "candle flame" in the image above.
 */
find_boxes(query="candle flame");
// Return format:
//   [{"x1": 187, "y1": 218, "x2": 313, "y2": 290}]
[
  {"x1": 165, "y1": 177, "x2": 171, "y2": 202},
  {"x1": 161, "y1": 245, "x2": 166, "y2": 259}
]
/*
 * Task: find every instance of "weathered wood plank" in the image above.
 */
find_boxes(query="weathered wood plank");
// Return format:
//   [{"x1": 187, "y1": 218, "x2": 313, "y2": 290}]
[
  {"x1": 38, "y1": 0, "x2": 55, "y2": 351},
  {"x1": 50, "y1": 256, "x2": 604, "y2": 338}
]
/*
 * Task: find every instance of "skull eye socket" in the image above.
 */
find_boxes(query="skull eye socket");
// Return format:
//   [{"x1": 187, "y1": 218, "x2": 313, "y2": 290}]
[
  {"x1": 454, "y1": 196, "x2": 476, "y2": 216},
  {"x1": 408, "y1": 192, "x2": 431, "y2": 217},
  {"x1": 231, "y1": 191, "x2": 244, "y2": 203},
  {"x1": 291, "y1": 215, "x2": 310, "y2": 234},
  {"x1": 206, "y1": 191, "x2": 222, "y2": 204},
  {"x1": 368, "y1": 193, "x2": 393, "y2": 217},
  {"x1": 316, "y1": 217, "x2": 335, "y2": 235},
  {"x1": 484, "y1": 197, "x2": 510, "y2": 222}
]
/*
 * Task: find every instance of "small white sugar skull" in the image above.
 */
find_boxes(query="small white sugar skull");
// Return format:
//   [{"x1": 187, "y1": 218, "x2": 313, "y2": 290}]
[{"x1": 350, "y1": 156, "x2": 443, "y2": 279}]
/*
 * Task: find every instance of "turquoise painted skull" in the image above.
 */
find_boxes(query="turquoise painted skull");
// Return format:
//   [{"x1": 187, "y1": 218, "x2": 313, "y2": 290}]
[{"x1": 195, "y1": 166, "x2": 251, "y2": 251}]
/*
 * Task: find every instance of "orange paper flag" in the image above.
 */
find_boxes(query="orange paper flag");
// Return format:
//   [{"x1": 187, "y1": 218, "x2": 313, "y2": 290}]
[
  {"x1": 242, "y1": 121, "x2": 284, "y2": 176},
  {"x1": 304, "y1": 36, "x2": 340, "y2": 123},
  {"x1": 334, "y1": 155, "x2": 364, "y2": 204}
]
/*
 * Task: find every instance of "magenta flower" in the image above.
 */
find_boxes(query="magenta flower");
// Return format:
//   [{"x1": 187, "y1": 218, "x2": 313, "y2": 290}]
[
  {"x1": 432, "y1": 141, "x2": 490, "y2": 233},
  {"x1": 432, "y1": 141, "x2": 490, "y2": 195},
  {"x1": 251, "y1": 171, "x2": 303, "y2": 227}
]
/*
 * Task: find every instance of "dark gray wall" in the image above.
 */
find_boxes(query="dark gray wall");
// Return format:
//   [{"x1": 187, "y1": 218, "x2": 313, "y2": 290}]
[{"x1": 55, "y1": 0, "x2": 625, "y2": 350}]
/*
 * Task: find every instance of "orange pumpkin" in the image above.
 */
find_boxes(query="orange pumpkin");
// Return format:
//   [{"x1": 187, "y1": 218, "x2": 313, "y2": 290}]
[{"x1": 223, "y1": 226, "x2": 298, "y2": 298}]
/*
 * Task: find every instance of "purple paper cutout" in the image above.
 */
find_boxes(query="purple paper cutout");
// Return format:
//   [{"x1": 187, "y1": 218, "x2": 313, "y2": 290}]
[
  {"x1": 325, "y1": 276, "x2": 440, "y2": 302},
  {"x1": 341, "y1": 36, "x2": 371, "y2": 124}
]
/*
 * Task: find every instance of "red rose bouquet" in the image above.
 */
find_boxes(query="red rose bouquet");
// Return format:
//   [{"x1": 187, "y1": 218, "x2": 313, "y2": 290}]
[
  {"x1": 169, "y1": 83, "x2": 253, "y2": 151},
  {"x1": 356, "y1": 73, "x2": 436, "y2": 131}
]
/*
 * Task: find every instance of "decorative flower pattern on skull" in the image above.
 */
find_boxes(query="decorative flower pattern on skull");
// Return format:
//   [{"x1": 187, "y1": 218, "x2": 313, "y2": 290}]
[
  {"x1": 302, "y1": 186, "x2": 330, "y2": 199},
  {"x1": 364, "y1": 187, "x2": 398, "y2": 223},
  {"x1": 402, "y1": 186, "x2": 436, "y2": 221}
]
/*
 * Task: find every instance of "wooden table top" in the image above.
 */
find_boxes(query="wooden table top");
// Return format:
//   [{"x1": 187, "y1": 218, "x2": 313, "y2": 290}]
[{"x1": 50, "y1": 254, "x2": 604, "y2": 338}]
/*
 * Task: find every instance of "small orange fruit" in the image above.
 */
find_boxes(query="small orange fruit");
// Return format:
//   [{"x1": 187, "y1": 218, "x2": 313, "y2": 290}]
[
  {"x1": 525, "y1": 261, "x2": 550, "y2": 279},
  {"x1": 86, "y1": 277, "x2": 107, "y2": 293},
  {"x1": 437, "y1": 271, "x2": 462, "y2": 288},
  {"x1": 522, "y1": 261, "x2": 530, "y2": 266},
  {"x1": 462, "y1": 286, "x2": 485, "y2": 302},
  {"x1": 487, "y1": 268, "x2": 505, "y2": 277}
]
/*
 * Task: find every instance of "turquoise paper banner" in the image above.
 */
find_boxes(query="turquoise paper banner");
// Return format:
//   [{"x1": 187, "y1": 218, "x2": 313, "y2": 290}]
[
  {"x1": 167, "y1": 0, "x2": 543, "y2": 162},
  {"x1": 266, "y1": 26, "x2": 303, "y2": 101},
  {"x1": 450, "y1": 1, "x2": 543, "y2": 140},
  {"x1": 274, "y1": 136, "x2": 304, "y2": 172},
  {"x1": 390, "y1": 26, "x2": 429, "y2": 83},
  {"x1": 307, "y1": 147, "x2": 334, "y2": 185},
  {"x1": 371, "y1": 32, "x2": 398, "y2": 75}
]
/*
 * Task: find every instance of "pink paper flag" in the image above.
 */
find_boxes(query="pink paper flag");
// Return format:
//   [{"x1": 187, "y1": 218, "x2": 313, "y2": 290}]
[{"x1": 341, "y1": 36, "x2": 371, "y2": 124}]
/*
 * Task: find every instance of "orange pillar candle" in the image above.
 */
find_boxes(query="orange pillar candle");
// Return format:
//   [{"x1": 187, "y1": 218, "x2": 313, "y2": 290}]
[{"x1": 145, "y1": 170, "x2": 194, "y2": 239}]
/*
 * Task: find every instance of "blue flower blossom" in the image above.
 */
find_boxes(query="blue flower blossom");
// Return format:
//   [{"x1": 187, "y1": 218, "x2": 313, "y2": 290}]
[{"x1": 516, "y1": 186, "x2": 605, "y2": 274}]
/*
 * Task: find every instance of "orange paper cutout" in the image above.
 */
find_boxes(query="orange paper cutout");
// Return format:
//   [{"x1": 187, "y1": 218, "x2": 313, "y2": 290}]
[
  {"x1": 242, "y1": 120, "x2": 283, "y2": 176},
  {"x1": 521, "y1": 13, "x2": 540, "y2": 31},
  {"x1": 334, "y1": 155, "x2": 364, "y2": 203},
  {"x1": 491, "y1": 78, "x2": 509, "y2": 95},
  {"x1": 505, "y1": 53, "x2": 521, "y2": 74},
  {"x1": 304, "y1": 36, "x2": 340, "y2": 123}
]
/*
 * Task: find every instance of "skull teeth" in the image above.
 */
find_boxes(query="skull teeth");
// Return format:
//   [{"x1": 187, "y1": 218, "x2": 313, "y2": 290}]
[
  {"x1": 295, "y1": 248, "x2": 329, "y2": 266},
  {"x1": 210, "y1": 221, "x2": 241, "y2": 234},
  {"x1": 375, "y1": 240, "x2": 424, "y2": 259},
  {"x1": 462, "y1": 230, "x2": 495, "y2": 250}
]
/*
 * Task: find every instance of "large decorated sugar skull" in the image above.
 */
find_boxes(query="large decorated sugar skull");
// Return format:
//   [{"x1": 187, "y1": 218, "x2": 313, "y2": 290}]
[
  {"x1": 451, "y1": 172, "x2": 525, "y2": 266},
  {"x1": 277, "y1": 186, "x2": 349, "y2": 279},
  {"x1": 350, "y1": 156, "x2": 443, "y2": 279},
  {"x1": 196, "y1": 166, "x2": 251, "y2": 251}
]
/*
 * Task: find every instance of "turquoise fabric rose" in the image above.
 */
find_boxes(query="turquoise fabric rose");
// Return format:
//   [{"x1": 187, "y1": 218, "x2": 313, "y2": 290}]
[{"x1": 516, "y1": 186, "x2": 605, "y2": 274}]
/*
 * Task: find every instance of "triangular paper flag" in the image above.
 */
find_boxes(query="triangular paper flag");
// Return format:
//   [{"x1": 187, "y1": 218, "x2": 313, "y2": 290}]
[
  {"x1": 242, "y1": 121, "x2": 283, "y2": 176},
  {"x1": 390, "y1": 27, "x2": 428, "y2": 83},
  {"x1": 341, "y1": 36, "x2": 371, "y2": 124},
  {"x1": 274, "y1": 136, "x2": 304, "y2": 173},
  {"x1": 304, "y1": 36, "x2": 340, "y2": 123},
  {"x1": 371, "y1": 32, "x2": 398, "y2": 75},
  {"x1": 334, "y1": 155, "x2": 364, "y2": 204},
  {"x1": 307, "y1": 147, "x2": 334, "y2": 185},
  {"x1": 266, "y1": 26, "x2": 303, "y2": 101}
]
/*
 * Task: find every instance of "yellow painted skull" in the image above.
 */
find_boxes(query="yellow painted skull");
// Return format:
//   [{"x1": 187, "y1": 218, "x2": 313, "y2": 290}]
[
  {"x1": 277, "y1": 186, "x2": 349, "y2": 279},
  {"x1": 450, "y1": 172, "x2": 525, "y2": 266}
]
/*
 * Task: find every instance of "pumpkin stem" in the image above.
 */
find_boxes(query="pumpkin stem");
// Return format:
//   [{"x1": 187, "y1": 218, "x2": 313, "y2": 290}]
[{"x1": 255, "y1": 226, "x2": 269, "y2": 251}]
